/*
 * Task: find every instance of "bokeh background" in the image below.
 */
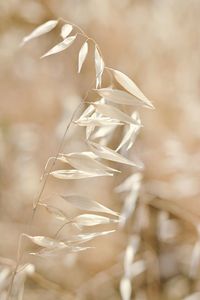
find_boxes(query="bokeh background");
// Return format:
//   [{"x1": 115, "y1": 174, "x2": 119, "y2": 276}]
[{"x1": 1, "y1": 0, "x2": 200, "y2": 299}]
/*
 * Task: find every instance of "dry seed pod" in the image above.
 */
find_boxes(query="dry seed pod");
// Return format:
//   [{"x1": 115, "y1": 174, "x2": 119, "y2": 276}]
[
  {"x1": 24, "y1": 234, "x2": 67, "y2": 249},
  {"x1": 95, "y1": 88, "x2": 151, "y2": 108},
  {"x1": 59, "y1": 151, "x2": 120, "y2": 173},
  {"x1": 93, "y1": 102, "x2": 141, "y2": 125},
  {"x1": 61, "y1": 194, "x2": 119, "y2": 216},
  {"x1": 95, "y1": 46, "x2": 104, "y2": 88},
  {"x1": 60, "y1": 24, "x2": 73, "y2": 39},
  {"x1": 78, "y1": 41, "x2": 89, "y2": 73},
  {"x1": 21, "y1": 20, "x2": 58, "y2": 45},
  {"x1": 51, "y1": 169, "x2": 113, "y2": 179},
  {"x1": 41, "y1": 35, "x2": 77, "y2": 58},
  {"x1": 107, "y1": 67, "x2": 154, "y2": 109},
  {"x1": 72, "y1": 214, "x2": 118, "y2": 227},
  {"x1": 88, "y1": 140, "x2": 143, "y2": 168}
]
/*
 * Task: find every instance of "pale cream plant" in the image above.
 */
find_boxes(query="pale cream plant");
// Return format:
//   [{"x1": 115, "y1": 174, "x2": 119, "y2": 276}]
[{"x1": 4, "y1": 18, "x2": 154, "y2": 300}]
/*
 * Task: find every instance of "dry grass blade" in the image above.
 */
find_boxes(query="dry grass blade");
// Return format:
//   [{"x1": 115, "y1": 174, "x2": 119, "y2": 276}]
[
  {"x1": 10, "y1": 271, "x2": 27, "y2": 300},
  {"x1": 116, "y1": 112, "x2": 141, "y2": 151},
  {"x1": 129, "y1": 260, "x2": 146, "y2": 279},
  {"x1": 120, "y1": 189, "x2": 140, "y2": 226},
  {"x1": 21, "y1": 20, "x2": 58, "y2": 46},
  {"x1": 41, "y1": 35, "x2": 76, "y2": 58},
  {"x1": 93, "y1": 102, "x2": 141, "y2": 125},
  {"x1": 116, "y1": 174, "x2": 142, "y2": 226},
  {"x1": 75, "y1": 116, "x2": 124, "y2": 126},
  {"x1": 95, "y1": 88, "x2": 152, "y2": 108},
  {"x1": 107, "y1": 67, "x2": 154, "y2": 109},
  {"x1": 51, "y1": 169, "x2": 113, "y2": 179},
  {"x1": 78, "y1": 105, "x2": 95, "y2": 120},
  {"x1": 39, "y1": 203, "x2": 68, "y2": 221},
  {"x1": 86, "y1": 121, "x2": 95, "y2": 139},
  {"x1": 16, "y1": 264, "x2": 35, "y2": 275},
  {"x1": 60, "y1": 24, "x2": 73, "y2": 39},
  {"x1": 190, "y1": 240, "x2": 200, "y2": 278},
  {"x1": 120, "y1": 277, "x2": 132, "y2": 300},
  {"x1": 0, "y1": 268, "x2": 11, "y2": 297},
  {"x1": 88, "y1": 140, "x2": 143, "y2": 168},
  {"x1": 78, "y1": 41, "x2": 89, "y2": 73},
  {"x1": 70, "y1": 246, "x2": 94, "y2": 252},
  {"x1": 61, "y1": 194, "x2": 119, "y2": 216},
  {"x1": 31, "y1": 245, "x2": 93, "y2": 256},
  {"x1": 123, "y1": 236, "x2": 140, "y2": 277},
  {"x1": 23, "y1": 234, "x2": 67, "y2": 249},
  {"x1": 95, "y1": 46, "x2": 104, "y2": 88},
  {"x1": 67, "y1": 230, "x2": 116, "y2": 245},
  {"x1": 30, "y1": 247, "x2": 67, "y2": 257},
  {"x1": 115, "y1": 173, "x2": 142, "y2": 193},
  {"x1": 59, "y1": 151, "x2": 120, "y2": 173},
  {"x1": 92, "y1": 124, "x2": 117, "y2": 140},
  {"x1": 116, "y1": 125, "x2": 139, "y2": 151},
  {"x1": 72, "y1": 214, "x2": 119, "y2": 227},
  {"x1": 124, "y1": 246, "x2": 134, "y2": 274}
]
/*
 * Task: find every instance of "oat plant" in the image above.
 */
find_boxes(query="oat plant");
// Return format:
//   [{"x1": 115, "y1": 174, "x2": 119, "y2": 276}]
[{"x1": 5, "y1": 18, "x2": 154, "y2": 300}]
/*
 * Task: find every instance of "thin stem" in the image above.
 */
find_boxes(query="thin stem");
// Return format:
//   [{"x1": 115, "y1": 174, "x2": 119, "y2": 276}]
[
  {"x1": 31, "y1": 65, "x2": 102, "y2": 224},
  {"x1": 6, "y1": 233, "x2": 24, "y2": 300},
  {"x1": 40, "y1": 156, "x2": 57, "y2": 181},
  {"x1": 30, "y1": 102, "x2": 83, "y2": 223},
  {"x1": 54, "y1": 220, "x2": 73, "y2": 239}
]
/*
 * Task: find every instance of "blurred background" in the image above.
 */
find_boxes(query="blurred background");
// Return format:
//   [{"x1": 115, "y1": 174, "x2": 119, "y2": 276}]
[{"x1": 1, "y1": 0, "x2": 200, "y2": 299}]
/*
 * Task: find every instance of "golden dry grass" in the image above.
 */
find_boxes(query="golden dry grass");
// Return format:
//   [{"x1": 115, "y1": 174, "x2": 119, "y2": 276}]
[{"x1": 1, "y1": 1, "x2": 200, "y2": 299}]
